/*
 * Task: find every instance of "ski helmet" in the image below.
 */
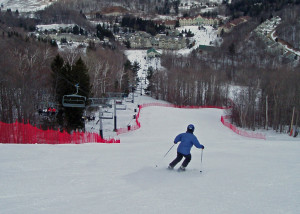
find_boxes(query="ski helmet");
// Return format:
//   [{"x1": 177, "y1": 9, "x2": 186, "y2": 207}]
[{"x1": 187, "y1": 124, "x2": 195, "y2": 133}]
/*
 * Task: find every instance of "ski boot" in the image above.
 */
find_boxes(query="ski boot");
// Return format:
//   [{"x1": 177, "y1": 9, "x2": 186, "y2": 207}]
[
  {"x1": 167, "y1": 165, "x2": 174, "y2": 170},
  {"x1": 178, "y1": 166, "x2": 186, "y2": 172}
]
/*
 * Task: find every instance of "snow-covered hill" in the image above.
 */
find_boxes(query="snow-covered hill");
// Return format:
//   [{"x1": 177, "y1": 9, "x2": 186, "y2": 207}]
[
  {"x1": 1, "y1": 93, "x2": 299, "y2": 214},
  {"x1": 0, "y1": 0, "x2": 55, "y2": 13},
  {"x1": 177, "y1": 25, "x2": 220, "y2": 55},
  {"x1": 0, "y1": 2, "x2": 299, "y2": 213}
]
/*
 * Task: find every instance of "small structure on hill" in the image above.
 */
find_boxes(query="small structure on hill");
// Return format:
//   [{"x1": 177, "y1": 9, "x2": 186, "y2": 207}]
[{"x1": 147, "y1": 48, "x2": 161, "y2": 58}]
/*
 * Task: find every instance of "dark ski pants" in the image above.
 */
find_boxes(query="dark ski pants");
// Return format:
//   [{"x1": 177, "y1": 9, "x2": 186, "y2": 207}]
[{"x1": 169, "y1": 152, "x2": 191, "y2": 168}]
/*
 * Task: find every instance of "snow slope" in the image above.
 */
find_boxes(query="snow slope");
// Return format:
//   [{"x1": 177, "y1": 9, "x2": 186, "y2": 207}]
[
  {"x1": 177, "y1": 25, "x2": 219, "y2": 55},
  {"x1": 0, "y1": 2, "x2": 299, "y2": 213},
  {"x1": 1, "y1": 93, "x2": 299, "y2": 214},
  {"x1": 0, "y1": 0, "x2": 55, "y2": 13}
]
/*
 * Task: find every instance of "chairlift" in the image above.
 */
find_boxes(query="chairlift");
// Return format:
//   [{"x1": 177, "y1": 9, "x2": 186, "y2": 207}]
[
  {"x1": 62, "y1": 94, "x2": 86, "y2": 108},
  {"x1": 62, "y1": 84, "x2": 86, "y2": 108},
  {"x1": 115, "y1": 99, "x2": 123, "y2": 104},
  {"x1": 116, "y1": 104, "x2": 127, "y2": 110},
  {"x1": 88, "y1": 98, "x2": 111, "y2": 108},
  {"x1": 125, "y1": 97, "x2": 132, "y2": 103},
  {"x1": 100, "y1": 112, "x2": 113, "y2": 119},
  {"x1": 105, "y1": 92, "x2": 127, "y2": 99}
]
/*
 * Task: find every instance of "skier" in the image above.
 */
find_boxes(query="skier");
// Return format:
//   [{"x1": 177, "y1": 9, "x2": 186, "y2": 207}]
[{"x1": 168, "y1": 124, "x2": 204, "y2": 171}]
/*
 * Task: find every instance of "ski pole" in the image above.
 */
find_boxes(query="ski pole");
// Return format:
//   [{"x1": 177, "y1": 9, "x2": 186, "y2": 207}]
[
  {"x1": 163, "y1": 144, "x2": 175, "y2": 158},
  {"x1": 200, "y1": 149, "x2": 203, "y2": 173},
  {"x1": 155, "y1": 144, "x2": 175, "y2": 167}
]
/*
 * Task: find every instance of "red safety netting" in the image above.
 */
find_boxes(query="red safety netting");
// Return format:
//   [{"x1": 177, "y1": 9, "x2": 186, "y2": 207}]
[
  {"x1": 116, "y1": 103, "x2": 228, "y2": 135},
  {"x1": 220, "y1": 115, "x2": 266, "y2": 140},
  {"x1": 0, "y1": 121, "x2": 120, "y2": 144},
  {"x1": 116, "y1": 102, "x2": 266, "y2": 140},
  {"x1": 138, "y1": 103, "x2": 229, "y2": 109}
]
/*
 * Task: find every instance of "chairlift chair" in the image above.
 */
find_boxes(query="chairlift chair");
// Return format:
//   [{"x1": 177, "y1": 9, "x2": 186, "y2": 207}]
[
  {"x1": 62, "y1": 84, "x2": 86, "y2": 108},
  {"x1": 100, "y1": 111, "x2": 113, "y2": 119},
  {"x1": 88, "y1": 98, "x2": 111, "y2": 108},
  {"x1": 116, "y1": 104, "x2": 127, "y2": 110},
  {"x1": 62, "y1": 94, "x2": 86, "y2": 108}
]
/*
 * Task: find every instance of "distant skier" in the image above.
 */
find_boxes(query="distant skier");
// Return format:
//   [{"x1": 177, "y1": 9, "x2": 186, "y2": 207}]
[{"x1": 168, "y1": 124, "x2": 204, "y2": 171}]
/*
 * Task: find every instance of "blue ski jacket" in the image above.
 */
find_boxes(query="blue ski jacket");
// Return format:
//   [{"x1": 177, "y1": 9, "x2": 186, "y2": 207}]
[{"x1": 174, "y1": 132, "x2": 204, "y2": 155}]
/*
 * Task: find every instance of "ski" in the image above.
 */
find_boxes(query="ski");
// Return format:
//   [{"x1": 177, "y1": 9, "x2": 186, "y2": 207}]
[{"x1": 166, "y1": 167, "x2": 203, "y2": 173}]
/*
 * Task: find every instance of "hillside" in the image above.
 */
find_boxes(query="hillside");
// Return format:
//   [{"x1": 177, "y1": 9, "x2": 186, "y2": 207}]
[
  {"x1": 0, "y1": 0, "x2": 55, "y2": 13},
  {"x1": 0, "y1": 1, "x2": 299, "y2": 137},
  {"x1": 1, "y1": 93, "x2": 299, "y2": 214},
  {"x1": 0, "y1": 0, "x2": 299, "y2": 208}
]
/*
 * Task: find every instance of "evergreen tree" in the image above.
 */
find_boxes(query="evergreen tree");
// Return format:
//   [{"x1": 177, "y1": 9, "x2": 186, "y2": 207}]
[
  {"x1": 51, "y1": 54, "x2": 67, "y2": 128},
  {"x1": 51, "y1": 54, "x2": 64, "y2": 102},
  {"x1": 51, "y1": 55, "x2": 91, "y2": 131},
  {"x1": 72, "y1": 58, "x2": 90, "y2": 99},
  {"x1": 132, "y1": 61, "x2": 141, "y2": 76},
  {"x1": 132, "y1": 61, "x2": 141, "y2": 83},
  {"x1": 123, "y1": 60, "x2": 133, "y2": 95},
  {"x1": 73, "y1": 25, "x2": 80, "y2": 35},
  {"x1": 65, "y1": 58, "x2": 90, "y2": 131}
]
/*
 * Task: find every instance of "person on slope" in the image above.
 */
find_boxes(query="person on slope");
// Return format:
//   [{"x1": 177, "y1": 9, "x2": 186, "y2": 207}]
[{"x1": 168, "y1": 124, "x2": 204, "y2": 171}]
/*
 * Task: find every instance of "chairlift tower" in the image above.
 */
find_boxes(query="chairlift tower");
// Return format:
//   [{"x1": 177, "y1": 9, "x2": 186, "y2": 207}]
[
  {"x1": 85, "y1": 92, "x2": 127, "y2": 137},
  {"x1": 99, "y1": 106, "x2": 103, "y2": 138},
  {"x1": 87, "y1": 96, "x2": 120, "y2": 135}
]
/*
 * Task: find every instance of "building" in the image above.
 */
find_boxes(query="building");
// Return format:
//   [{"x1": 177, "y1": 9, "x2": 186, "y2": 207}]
[
  {"x1": 128, "y1": 31, "x2": 187, "y2": 50},
  {"x1": 147, "y1": 48, "x2": 161, "y2": 58},
  {"x1": 101, "y1": 6, "x2": 128, "y2": 17},
  {"x1": 164, "y1": 20, "x2": 177, "y2": 29},
  {"x1": 218, "y1": 16, "x2": 251, "y2": 34},
  {"x1": 179, "y1": 15, "x2": 220, "y2": 27}
]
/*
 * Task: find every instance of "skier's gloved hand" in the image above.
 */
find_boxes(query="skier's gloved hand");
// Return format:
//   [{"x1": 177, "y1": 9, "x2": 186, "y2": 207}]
[{"x1": 201, "y1": 145, "x2": 205, "y2": 149}]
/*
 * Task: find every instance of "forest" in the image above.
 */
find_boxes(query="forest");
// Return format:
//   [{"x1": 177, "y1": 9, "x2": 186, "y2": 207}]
[
  {"x1": 0, "y1": 9, "x2": 135, "y2": 131},
  {"x1": 0, "y1": 0, "x2": 299, "y2": 134},
  {"x1": 147, "y1": 5, "x2": 300, "y2": 133}
]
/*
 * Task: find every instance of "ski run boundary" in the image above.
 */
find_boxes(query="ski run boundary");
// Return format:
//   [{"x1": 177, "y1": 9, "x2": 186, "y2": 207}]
[
  {"x1": 116, "y1": 102, "x2": 266, "y2": 140},
  {"x1": 0, "y1": 121, "x2": 120, "y2": 144}
]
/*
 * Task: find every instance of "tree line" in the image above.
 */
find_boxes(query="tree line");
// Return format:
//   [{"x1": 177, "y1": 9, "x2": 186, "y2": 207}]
[
  {"x1": 41, "y1": 0, "x2": 180, "y2": 16},
  {"x1": 121, "y1": 16, "x2": 166, "y2": 36},
  {"x1": 0, "y1": 22, "x2": 138, "y2": 132},
  {"x1": 146, "y1": 17, "x2": 300, "y2": 134},
  {"x1": 229, "y1": 0, "x2": 300, "y2": 19}
]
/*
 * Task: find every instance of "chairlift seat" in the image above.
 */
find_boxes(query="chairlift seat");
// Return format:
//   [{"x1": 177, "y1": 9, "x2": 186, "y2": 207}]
[
  {"x1": 125, "y1": 98, "x2": 132, "y2": 102},
  {"x1": 62, "y1": 94, "x2": 86, "y2": 108},
  {"x1": 116, "y1": 104, "x2": 127, "y2": 110},
  {"x1": 88, "y1": 98, "x2": 111, "y2": 107},
  {"x1": 100, "y1": 112, "x2": 113, "y2": 119}
]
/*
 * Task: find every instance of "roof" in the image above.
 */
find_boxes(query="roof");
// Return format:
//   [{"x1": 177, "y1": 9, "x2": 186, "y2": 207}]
[
  {"x1": 198, "y1": 45, "x2": 216, "y2": 52},
  {"x1": 229, "y1": 16, "x2": 251, "y2": 26},
  {"x1": 165, "y1": 20, "x2": 177, "y2": 25},
  {"x1": 147, "y1": 48, "x2": 161, "y2": 55}
]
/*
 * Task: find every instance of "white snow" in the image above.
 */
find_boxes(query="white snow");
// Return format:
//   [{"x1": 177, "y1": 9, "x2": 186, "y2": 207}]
[
  {"x1": 123, "y1": 25, "x2": 219, "y2": 67},
  {"x1": 36, "y1": 24, "x2": 74, "y2": 32},
  {"x1": 177, "y1": 25, "x2": 219, "y2": 55},
  {"x1": 0, "y1": 0, "x2": 56, "y2": 13},
  {"x1": 1, "y1": 2, "x2": 299, "y2": 214},
  {"x1": 1, "y1": 91, "x2": 300, "y2": 214}
]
